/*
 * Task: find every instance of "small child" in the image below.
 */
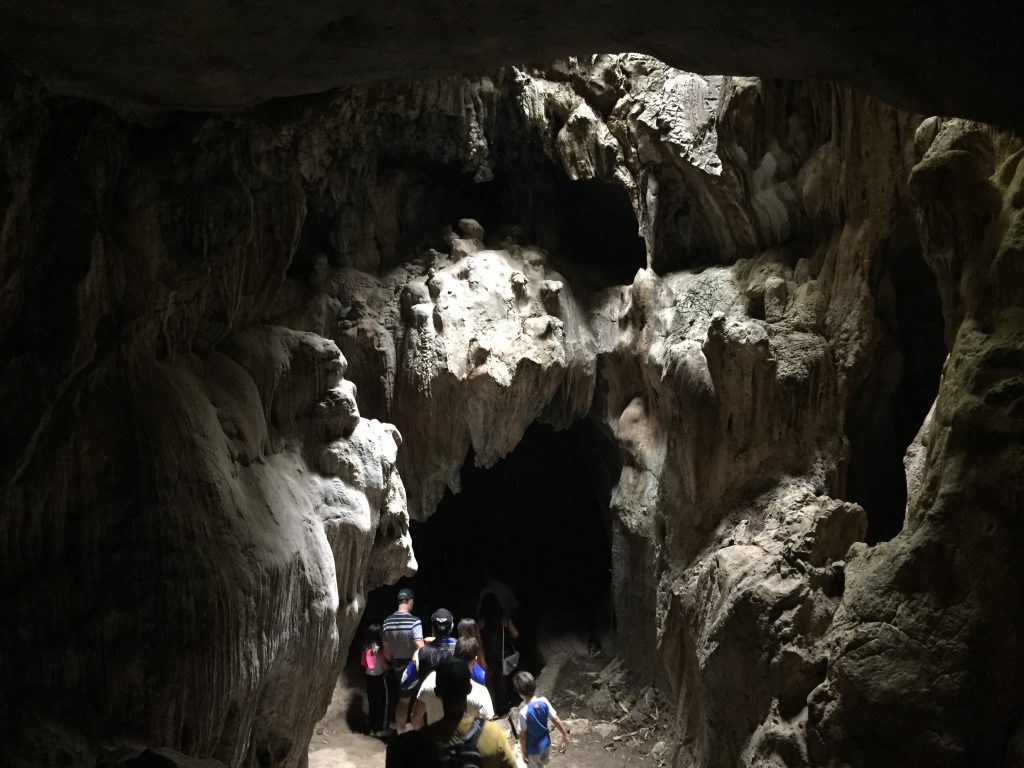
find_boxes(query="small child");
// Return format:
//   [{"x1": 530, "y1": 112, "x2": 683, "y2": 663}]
[
  {"x1": 513, "y1": 671, "x2": 569, "y2": 766},
  {"x1": 360, "y1": 623, "x2": 389, "y2": 735}
]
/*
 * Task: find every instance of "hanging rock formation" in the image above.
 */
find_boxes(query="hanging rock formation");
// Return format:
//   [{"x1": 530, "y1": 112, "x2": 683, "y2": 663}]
[{"x1": 0, "y1": 46, "x2": 1022, "y2": 768}]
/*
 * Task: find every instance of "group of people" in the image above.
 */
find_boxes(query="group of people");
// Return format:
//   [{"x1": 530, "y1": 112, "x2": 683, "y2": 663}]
[{"x1": 362, "y1": 586, "x2": 570, "y2": 767}]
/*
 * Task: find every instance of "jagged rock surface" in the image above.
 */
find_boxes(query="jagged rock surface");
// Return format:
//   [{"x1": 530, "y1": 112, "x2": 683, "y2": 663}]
[
  {"x1": 269, "y1": 59, "x2": 1023, "y2": 767},
  {"x1": 1, "y1": 52, "x2": 1022, "y2": 768},
  {"x1": 808, "y1": 121, "x2": 1024, "y2": 768},
  {"x1": 0, "y1": 82, "x2": 414, "y2": 767}
]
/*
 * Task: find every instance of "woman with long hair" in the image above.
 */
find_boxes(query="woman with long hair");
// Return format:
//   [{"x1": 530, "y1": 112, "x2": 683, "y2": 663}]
[
  {"x1": 478, "y1": 593, "x2": 519, "y2": 713},
  {"x1": 458, "y1": 617, "x2": 489, "y2": 686}
]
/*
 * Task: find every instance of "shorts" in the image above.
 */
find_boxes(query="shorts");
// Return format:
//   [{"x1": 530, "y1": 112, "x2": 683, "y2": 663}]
[
  {"x1": 392, "y1": 663, "x2": 416, "y2": 698},
  {"x1": 526, "y1": 748, "x2": 551, "y2": 768}
]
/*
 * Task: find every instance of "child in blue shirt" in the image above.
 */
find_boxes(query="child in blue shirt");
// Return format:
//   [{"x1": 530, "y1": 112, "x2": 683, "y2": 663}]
[{"x1": 513, "y1": 671, "x2": 570, "y2": 766}]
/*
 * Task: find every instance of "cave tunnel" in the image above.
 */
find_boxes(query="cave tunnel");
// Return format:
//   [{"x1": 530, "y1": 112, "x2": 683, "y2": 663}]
[
  {"x1": 844, "y1": 222, "x2": 948, "y2": 543},
  {"x1": 362, "y1": 419, "x2": 620, "y2": 672},
  {"x1": 292, "y1": 149, "x2": 647, "y2": 287},
  {"x1": 390, "y1": 165, "x2": 647, "y2": 287}
]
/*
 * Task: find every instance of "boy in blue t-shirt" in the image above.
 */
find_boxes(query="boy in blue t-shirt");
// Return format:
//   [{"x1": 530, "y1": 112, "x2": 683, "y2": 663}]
[{"x1": 513, "y1": 671, "x2": 570, "y2": 767}]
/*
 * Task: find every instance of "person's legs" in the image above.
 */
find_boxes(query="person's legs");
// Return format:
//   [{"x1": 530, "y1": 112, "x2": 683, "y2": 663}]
[
  {"x1": 395, "y1": 691, "x2": 415, "y2": 732},
  {"x1": 496, "y1": 672, "x2": 514, "y2": 714},
  {"x1": 526, "y1": 747, "x2": 551, "y2": 768},
  {"x1": 367, "y1": 674, "x2": 387, "y2": 732},
  {"x1": 386, "y1": 668, "x2": 402, "y2": 729}
]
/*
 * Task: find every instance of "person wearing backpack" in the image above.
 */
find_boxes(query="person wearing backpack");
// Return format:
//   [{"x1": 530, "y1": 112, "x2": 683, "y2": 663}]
[
  {"x1": 386, "y1": 657, "x2": 515, "y2": 768},
  {"x1": 513, "y1": 671, "x2": 570, "y2": 767},
  {"x1": 412, "y1": 637, "x2": 494, "y2": 728},
  {"x1": 399, "y1": 608, "x2": 458, "y2": 720}
]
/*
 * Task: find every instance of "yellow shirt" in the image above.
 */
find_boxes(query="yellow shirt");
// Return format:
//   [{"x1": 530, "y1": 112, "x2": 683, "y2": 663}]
[{"x1": 424, "y1": 715, "x2": 516, "y2": 768}]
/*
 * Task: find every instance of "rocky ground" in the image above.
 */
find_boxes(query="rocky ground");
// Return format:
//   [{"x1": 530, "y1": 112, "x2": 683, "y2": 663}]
[{"x1": 536, "y1": 650, "x2": 673, "y2": 768}]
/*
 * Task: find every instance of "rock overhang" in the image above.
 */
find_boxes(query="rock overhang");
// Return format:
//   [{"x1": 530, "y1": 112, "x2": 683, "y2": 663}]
[{"x1": 0, "y1": 0, "x2": 1021, "y2": 132}]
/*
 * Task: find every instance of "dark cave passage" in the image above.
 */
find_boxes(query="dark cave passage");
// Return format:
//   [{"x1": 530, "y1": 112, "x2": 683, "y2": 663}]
[
  {"x1": 845, "y1": 223, "x2": 947, "y2": 543},
  {"x1": 292, "y1": 157, "x2": 646, "y2": 288},
  {"x1": 363, "y1": 420, "x2": 619, "y2": 668}
]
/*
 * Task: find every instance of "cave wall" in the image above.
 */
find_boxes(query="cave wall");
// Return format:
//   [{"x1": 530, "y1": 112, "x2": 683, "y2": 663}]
[
  {"x1": 809, "y1": 121, "x2": 1024, "y2": 768},
  {"x1": 0, "y1": 82, "x2": 415, "y2": 767},
  {"x1": 1, "y1": 0, "x2": 1021, "y2": 134},
  {"x1": 1, "y1": 53, "x2": 1023, "y2": 768}
]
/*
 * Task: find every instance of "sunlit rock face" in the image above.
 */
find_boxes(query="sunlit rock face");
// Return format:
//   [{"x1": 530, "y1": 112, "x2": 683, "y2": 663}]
[
  {"x1": 1, "y1": 51, "x2": 1023, "y2": 768},
  {"x1": 270, "y1": 59, "x2": 1023, "y2": 767}
]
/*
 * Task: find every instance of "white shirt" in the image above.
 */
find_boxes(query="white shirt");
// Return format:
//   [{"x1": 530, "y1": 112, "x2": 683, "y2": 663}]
[
  {"x1": 517, "y1": 696, "x2": 558, "y2": 735},
  {"x1": 417, "y1": 670, "x2": 495, "y2": 725}
]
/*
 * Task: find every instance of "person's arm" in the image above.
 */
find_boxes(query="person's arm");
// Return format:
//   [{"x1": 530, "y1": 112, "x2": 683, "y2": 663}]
[
  {"x1": 410, "y1": 699, "x2": 427, "y2": 730},
  {"x1": 381, "y1": 638, "x2": 393, "y2": 663},
  {"x1": 413, "y1": 621, "x2": 425, "y2": 649},
  {"x1": 401, "y1": 656, "x2": 418, "y2": 690},
  {"x1": 504, "y1": 616, "x2": 519, "y2": 640},
  {"x1": 518, "y1": 730, "x2": 527, "y2": 763},
  {"x1": 475, "y1": 685, "x2": 495, "y2": 720},
  {"x1": 552, "y1": 715, "x2": 570, "y2": 751}
]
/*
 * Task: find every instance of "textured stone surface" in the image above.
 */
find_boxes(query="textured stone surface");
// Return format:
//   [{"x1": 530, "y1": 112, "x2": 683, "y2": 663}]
[
  {"x1": 808, "y1": 123, "x2": 1024, "y2": 768},
  {"x1": 264, "y1": 61, "x2": 948, "y2": 768},
  {"x1": 0, "y1": 1, "x2": 1021, "y2": 133},
  {"x1": 1, "y1": 50, "x2": 1022, "y2": 768},
  {"x1": 0, "y1": 79, "x2": 414, "y2": 767}
]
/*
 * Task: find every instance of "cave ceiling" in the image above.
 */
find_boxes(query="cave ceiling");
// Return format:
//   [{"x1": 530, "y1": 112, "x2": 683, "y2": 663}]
[{"x1": 0, "y1": 0, "x2": 1021, "y2": 130}]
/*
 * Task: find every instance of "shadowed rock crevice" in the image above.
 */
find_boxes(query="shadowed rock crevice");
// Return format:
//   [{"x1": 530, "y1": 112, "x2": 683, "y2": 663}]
[{"x1": 844, "y1": 219, "x2": 947, "y2": 543}]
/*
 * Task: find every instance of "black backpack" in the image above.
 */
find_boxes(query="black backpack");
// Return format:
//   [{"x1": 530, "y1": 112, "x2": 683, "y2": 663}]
[{"x1": 437, "y1": 716, "x2": 485, "y2": 768}]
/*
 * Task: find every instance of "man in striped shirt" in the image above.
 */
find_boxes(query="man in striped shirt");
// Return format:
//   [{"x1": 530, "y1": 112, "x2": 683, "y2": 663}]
[{"x1": 382, "y1": 587, "x2": 424, "y2": 730}]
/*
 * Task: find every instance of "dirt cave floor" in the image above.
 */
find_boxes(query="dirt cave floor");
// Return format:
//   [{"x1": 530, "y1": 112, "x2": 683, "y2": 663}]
[{"x1": 308, "y1": 635, "x2": 674, "y2": 767}]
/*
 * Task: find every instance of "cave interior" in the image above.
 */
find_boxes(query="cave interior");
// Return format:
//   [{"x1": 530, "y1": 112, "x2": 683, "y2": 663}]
[
  {"x1": 363, "y1": 419, "x2": 619, "y2": 666},
  {"x1": 0, "y1": 10, "x2": 1021, "y2": 768}
]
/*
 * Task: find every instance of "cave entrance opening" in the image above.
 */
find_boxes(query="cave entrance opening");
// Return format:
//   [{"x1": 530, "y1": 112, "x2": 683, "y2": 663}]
[
  {"x1": 366, "y1": 418, "x2": 620, "y2": 674},
  {"x1": 418, "y1": 166, "x2": 647, "y2": 288}
]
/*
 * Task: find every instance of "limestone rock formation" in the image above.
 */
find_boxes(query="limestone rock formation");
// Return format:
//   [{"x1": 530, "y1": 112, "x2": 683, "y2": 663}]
[
  {"x1": 1, "y1": 43, "x2": 1022, "y2": 768},
  {"x1": 297, "y1": 221, "x2": 598, "y2": 520},
  {"x1": 0, "y1": 80, "x2": 414, "y2": 767},
  {"x1": 265, "y1": 59, "x2": 1021, "y2": 767},
  {"x1": 808, "y1": 121, "x2": 1024, "y2": 768},
  {"x1": 664, "y1": 485, "x2": 865, "y2": 768}
]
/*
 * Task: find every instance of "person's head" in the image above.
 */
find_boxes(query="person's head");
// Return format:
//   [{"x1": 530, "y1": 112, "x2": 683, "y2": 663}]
[
  {"x1": 457, "y1": 618, "x2": 480, "y2": 640},
  {"x1": 479, "y1": 592, "x2": 503, "y2": 623},
  {"x1": 434, "y1": 656, "x2": 471, "y2": 715},
  {"x1": 454, "y1": 636, "x2": 479, "y2": 668},
  {"x1": 365, "y1": 622, "x2": 382, "y2": 646},
  {"x1": 430, "y1": 608, "x2": 454, "y2": 639},
  {"x1": 512, "y1": 670, "x2": 537, "y2": 700},
  {"x1": 397, "y1": 587, "x2": 415, "y2": 609}
]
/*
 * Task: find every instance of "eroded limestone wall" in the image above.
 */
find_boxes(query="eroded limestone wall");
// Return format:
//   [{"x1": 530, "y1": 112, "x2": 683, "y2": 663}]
[
  {"x1": 0, "y1": 81, "x2": 415, "y2": 767},
  {"x1": 1, "y1": 55, "x2": 1022, "y2": 768}
]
